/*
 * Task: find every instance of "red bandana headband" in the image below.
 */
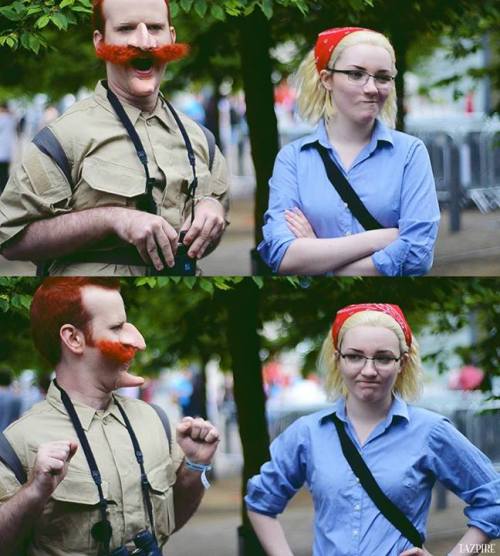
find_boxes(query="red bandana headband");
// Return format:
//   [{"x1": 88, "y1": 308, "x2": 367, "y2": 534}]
[
  {"x1": 331, "y1": 303, "x2": 412, "y2": 348},
  {"x1": 314, "y1": 27, "x2": 369, "y2": 73}
]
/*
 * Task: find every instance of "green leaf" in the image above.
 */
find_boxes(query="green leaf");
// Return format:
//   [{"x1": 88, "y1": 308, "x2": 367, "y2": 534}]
[
  {"x1": 180, "y1": 0, "x2": 193, "y2": 12},
  {"x1": 199, "y1": 279, "x2": 214, "y2": 295},
  {"x1": 194, "y1": 0, "x2": 207, "y2": 17},
  {"x1": 26, "y1": 6, "x2": 44, "y2": 15},
  {"x1": 60, "y1": 0, "x2": 75, "y2": 7},
  {"x1": 28, "y1": 34, "x2": 41, "y2": 54},
  {"x1": 36, "y1": 14, "x2": 51, "y2": 28},
  {"x1": 210, "y1": 4, "x2": 225, "y2": 20},
  {"x1": 20, "y1": 32, "x2": 30, "y2": 49},
  {"x1": 5, "y1": 36, "x2": 17, "y2": 48},
  {"x1": 50, "y1": 13, "x2": 68, "y2": 30},
  {"x1": 169, "y1": 2, "x2": 179, "y2": 17},
  {"x1": 71, "y1": 5, "x2": 92, "y2": 13},
  {"x1": 252, "y1": 276, "x2": 264, "y2": 289},
  {"x1": 183, "y1": 277, "x2": 197, "y2": 289},
  {"x1": 260, "y1": 0, "x2": 273, "y2": 18}
]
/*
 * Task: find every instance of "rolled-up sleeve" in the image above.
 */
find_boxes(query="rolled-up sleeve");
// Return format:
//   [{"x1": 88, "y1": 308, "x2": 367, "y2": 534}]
[
  {"x1": 257, "y1": 144, "x2": 300, "y2": 273},
  {"x1": 427, "y1": 418, "x2": 500, "y2": 539},
  {"x1": 245, "y1": 419, "x2": 308, "y2": 517},
  {"x1": 372, "y1": 140, "x2": 440, "y2": 276}
]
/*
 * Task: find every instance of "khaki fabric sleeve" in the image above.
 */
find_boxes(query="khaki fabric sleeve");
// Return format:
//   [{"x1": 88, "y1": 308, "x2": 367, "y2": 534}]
[
  {"x1": 170, "y1": 421, "x2": 185, "y2": 472},
  {"x1": 207, "y1": 147, "x2": 230, "y2": 222},
  {"x1": 0, "y1": 462, "x2": 22, "y2": 503},
  {"x1": 0, "y1": 142, "x2": 73, "y2": 248}
]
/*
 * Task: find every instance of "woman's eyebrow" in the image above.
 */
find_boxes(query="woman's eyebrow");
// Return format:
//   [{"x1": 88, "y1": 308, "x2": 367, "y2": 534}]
[{"x1": 346, "y1": 64, "x2": 392, "y2": 73}]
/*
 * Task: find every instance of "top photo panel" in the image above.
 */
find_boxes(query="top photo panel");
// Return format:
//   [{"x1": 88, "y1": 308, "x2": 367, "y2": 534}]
[{"x1": 0, "y1": 0, "x2": 498, "y2": 277}]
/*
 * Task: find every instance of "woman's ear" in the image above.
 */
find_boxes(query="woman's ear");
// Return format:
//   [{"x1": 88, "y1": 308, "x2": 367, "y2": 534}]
[{"x1": 319, "y1": 69, "x2": 334, "y2": 91}]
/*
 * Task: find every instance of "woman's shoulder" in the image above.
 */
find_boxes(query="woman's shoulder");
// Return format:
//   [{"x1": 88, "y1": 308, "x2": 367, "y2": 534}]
[
  {"x1": 406, "y1": 403, "x2": 450, "y2": 432},
  {"x1": 386, "y1": 127, "x2": 425, "y2": 150}
]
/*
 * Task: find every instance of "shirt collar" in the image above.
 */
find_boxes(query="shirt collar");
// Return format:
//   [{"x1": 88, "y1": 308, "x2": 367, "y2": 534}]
[
  {"x1": 46, "y1": 380, "x2": 127, "y2": 431},
  {"x1": 299, "y1": 118, "x2": 394, "y2": 152},
  {"x1": 94, "y1": 80, "x2": 173, "y2": 130},
  {"x1": 319, "y1": 395, "x2": 409, "y2": 427}
]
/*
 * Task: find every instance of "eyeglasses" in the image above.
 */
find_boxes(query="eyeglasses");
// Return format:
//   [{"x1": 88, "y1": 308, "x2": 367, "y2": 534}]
[
  {"x1": 338, "y1": 352, "x2": 402, "y2": 371},
  {"x1": 327, "y1": 68, "x2": 395, "y2": 88}
]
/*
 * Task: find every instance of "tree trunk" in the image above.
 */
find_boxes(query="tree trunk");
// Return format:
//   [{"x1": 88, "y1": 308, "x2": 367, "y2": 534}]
[
  {"x1": 238, "y1": 9, "x2": 279, "y2": 273},
  {"x1": 391, "y1": 27, "x2": 409, "y2": 132},
  {"x1": 225, "y1": 279, "x2": 270, "y2": 555}
]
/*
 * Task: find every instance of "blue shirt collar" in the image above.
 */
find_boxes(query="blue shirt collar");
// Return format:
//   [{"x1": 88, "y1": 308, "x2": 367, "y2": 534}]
[
  {"x1": 319, "y1": 395, "x2": 409, "y2": 428},
  {"x1": 299, "y1": 118, "x2": 394, "y2": 153}
]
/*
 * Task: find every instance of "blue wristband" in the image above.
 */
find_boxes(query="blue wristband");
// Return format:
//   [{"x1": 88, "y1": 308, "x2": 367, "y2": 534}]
[{"x1": 185, "y1": 458, "x2": 212, "y2": 489}]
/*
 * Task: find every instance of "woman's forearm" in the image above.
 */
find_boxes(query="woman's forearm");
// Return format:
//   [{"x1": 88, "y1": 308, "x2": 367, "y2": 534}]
[
  {"x1": 278, "y1": 228, "x2": 398, "y2": 274},
  {"x1": 335, "y1": 256, "x2": 381, "y2": 276},
  {"x1": 448, "y1": 526, "x2": 491, "y2": 556},
  {"x1": 248, "y1": 510, "x2": 294, "y2": 556}
]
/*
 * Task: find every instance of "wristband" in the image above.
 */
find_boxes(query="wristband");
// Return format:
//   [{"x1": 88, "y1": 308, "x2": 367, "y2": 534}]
[{"x1": 185, "y1": 458, "x2": 212, "y2": 489}]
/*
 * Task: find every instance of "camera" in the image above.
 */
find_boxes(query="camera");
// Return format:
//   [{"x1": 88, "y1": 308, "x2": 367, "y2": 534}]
[
  {"x1": 153, "y1": 231, "x2": 196, "y2": 276},
  {"x1": 110, "y1": 529, "x2": 162, "y2": 556}
]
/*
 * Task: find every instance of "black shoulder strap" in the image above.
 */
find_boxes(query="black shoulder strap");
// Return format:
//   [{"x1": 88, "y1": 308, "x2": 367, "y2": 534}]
[
  {"x1": 331, "y1": 414, "x2": 423, "y2": 548},
  {"x1": 32, "y1": 127, "x2": 73, "y2": 186},
  {"x1": 196, "y1": 123, "x2": 216, "y2": 172},
  {"x1": 150, "y1": 403, "x2": 172, "y2": 453},
  {"x1": 0, "y1": 432, "x2": 27, "y2": 485},
  {"x1": 312, "y1": 141, "x2": 384, "y2": 231}
]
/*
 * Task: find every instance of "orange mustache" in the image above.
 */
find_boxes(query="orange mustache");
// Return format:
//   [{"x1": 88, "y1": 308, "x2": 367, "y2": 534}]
[
  {"x1": 95, "y1": 42, "x2": 190, "y2": 65},
  {"x1": 95, "y1": 340, "x2": 137, "y2": 364}
]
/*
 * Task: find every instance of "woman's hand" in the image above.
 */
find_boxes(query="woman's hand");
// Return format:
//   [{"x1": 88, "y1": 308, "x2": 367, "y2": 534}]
[
  {"x1": 285, "y1": 208, "x2": 316, "y2": 238},
  {"x1": 399, "y1": 548, "x2": 433, "y2": 556}
]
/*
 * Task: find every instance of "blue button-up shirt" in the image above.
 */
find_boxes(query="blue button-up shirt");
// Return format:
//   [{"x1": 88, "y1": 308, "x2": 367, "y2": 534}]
[
  {"x1": 245, "y1": 397, "x2": 500, "y2": 556},
  {"x1": 258, "y1": 120, "x2": 440, "y2": 276}
]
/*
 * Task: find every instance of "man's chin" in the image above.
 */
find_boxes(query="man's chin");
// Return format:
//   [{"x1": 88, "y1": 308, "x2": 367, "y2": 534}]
[{"x1": 115, "y1": 369, "x2": 145, "y2": 389}]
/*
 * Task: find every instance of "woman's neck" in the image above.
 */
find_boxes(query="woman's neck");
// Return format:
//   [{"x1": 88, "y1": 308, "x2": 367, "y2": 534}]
[
  {"x1": 345, "y1": 394, "x2": 392, "y2": 425},
  {"x1": 326, "y1": 113, "x2": 374, "y2": 148}
]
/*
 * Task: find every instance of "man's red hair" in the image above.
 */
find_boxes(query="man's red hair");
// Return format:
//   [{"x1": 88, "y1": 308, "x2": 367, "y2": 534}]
[
  {"x1": 92, "y1": 0, "x2": 172, "y2": 34},
  {"x1": 30, "y1": 278, "x2": 121, "y2": 366}
]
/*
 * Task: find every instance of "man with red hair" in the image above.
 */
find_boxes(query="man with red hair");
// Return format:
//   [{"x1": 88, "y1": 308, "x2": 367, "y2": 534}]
[
  {"x1": 0, "y1": 278, "x2": 220, "y2": 555},
  {"x1": 0, "y1": 0, "x2": 229, "y2": 276}
]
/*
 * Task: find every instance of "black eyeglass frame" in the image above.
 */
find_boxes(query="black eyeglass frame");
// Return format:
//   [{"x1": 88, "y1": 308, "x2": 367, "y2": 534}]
[
  {"x1": 337, "y1": 351, "x2": 403, "y2": 369},
  {"x1": 325, "y1": 68, "x2": 396, "y2": 86}
]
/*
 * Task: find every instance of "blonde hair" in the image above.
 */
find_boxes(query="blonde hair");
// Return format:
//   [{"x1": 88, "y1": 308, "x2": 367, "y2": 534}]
[
  {"x1": 318, "y1": 310, "x2": 422, "y2": 400},
  {"x1": 295, "y1": 30, "x2": 397, "y2": 128}
]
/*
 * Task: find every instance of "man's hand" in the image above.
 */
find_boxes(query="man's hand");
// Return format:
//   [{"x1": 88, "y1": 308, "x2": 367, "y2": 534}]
[
  {"x1": 399, "y1": 548, "x2": 433, "y2": 556},
  {"x1": 28, "y1": 441, "x2": 78, "y2": 500},
  {"x1": 180, "y1": 198, "x2": 225, "y2": 259},
  {"x1": 176, "y1": 417, "x2": 220, "y2": 464},
  {"x1": 114, "y1": 209, "x2": 178, "y2": 270},
  {"x1": 285, "y1": 207, "x2": 317, "y2": 238}
]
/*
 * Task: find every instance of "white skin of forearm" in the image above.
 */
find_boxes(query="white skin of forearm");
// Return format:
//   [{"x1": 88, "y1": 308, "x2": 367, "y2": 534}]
[
  {"x1": 278, "y1": 228, "x2": 398, "y2": 275},
  {"x1": 3, "y1": 200, "x2": 225, "y2": 270},
  {"x1": 448, "y1": 526, "x2": 491, "y2": 556},
  {"x1": 248, "y1": 510, "x2": 294, "y2": 556},
  {"x1": 335, "y1": 255, "x2": 380, "y2": 275}
]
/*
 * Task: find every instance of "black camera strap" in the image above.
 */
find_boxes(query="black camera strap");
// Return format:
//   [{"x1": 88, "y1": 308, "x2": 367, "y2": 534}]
[
  {"x1": 331, "y1": 414, "x2": 424, "y2": 548},
  {"x1": 103, "y1": 80, "x2": 197, "y2": 225},
  {"x1": 113, "y1": 396, "x2": 157, "y2": 544},
  {"x1": 312, "y1": 141, "x2": 384, "y2": 231},
  {"x1": 53, "y1": 380, "x2": 158, "y2": 553}
]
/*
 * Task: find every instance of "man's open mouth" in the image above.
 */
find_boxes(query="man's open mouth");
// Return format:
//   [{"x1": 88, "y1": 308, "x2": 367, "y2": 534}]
[{"x1": 131, "y1": 57, "x2": 154, "y2": 71}]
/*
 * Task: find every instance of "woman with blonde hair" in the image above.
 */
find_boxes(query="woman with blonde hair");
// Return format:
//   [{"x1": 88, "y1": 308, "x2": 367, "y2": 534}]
[
  {"x1": 258, "y1": 28, "x2": 440, "y2": 276},
  {"x1": 246, "y1": 303, "x2": 499, "y2": 555}
]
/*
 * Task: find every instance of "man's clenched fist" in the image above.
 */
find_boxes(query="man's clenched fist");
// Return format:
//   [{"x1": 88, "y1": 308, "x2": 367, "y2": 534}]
[{"x1": 176, "y1": 417, "x2": 220, "y2": 465}]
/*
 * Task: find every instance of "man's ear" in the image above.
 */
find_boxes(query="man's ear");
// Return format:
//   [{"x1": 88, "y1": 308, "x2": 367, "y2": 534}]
[
  {"x1": 169, "y1": 26, "x2": 176, "y2": 43},
  {"x1": 60, "y1": 324, "x2": 86, "y2": 357},
  {"x1": 93, "y1": 29, "x2": 104, "y2": 52}
]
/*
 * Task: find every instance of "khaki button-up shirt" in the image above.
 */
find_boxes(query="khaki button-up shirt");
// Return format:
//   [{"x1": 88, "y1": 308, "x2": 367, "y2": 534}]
[
  {"x1": 0, "y1": 81, "x2": 229, "y2": 275},
  {"x1": 0, "y1": 382, "x2": 184, "y2": 555}
]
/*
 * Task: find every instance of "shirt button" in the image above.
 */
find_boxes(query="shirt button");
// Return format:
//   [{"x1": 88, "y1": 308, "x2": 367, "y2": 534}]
[
  {"x1": 146, "y1": 119, "x2": 153, "y2": 126},
  {"x1": 344, "y1": 202, "x2": 348, "y2": 208},
  {"x1": 355, "y1": 477, "x2": 360, "y2": 483},
  {"x1": 345, "y1": 231, "x2": 352, "y2": 236},
  {"x1": 353, "y1": 530, "x2": 358, "y2": 536},
  {"x1": 354, "y1": 504, "x2": 360, "y2": 511}
]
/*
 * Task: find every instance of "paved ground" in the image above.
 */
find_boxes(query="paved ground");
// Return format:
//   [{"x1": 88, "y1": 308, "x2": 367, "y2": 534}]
[
  {"x1": 167, "y1": 475, "x2": 499, "y2": 555},
  {"x1": 0, "y1": 198, "x2": 498, "y2": 277}
]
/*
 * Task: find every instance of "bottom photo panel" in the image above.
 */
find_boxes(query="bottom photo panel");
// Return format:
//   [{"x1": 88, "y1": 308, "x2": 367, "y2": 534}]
[{"x1": 0, "y1": 276, "x2": 499, "y2": 556}]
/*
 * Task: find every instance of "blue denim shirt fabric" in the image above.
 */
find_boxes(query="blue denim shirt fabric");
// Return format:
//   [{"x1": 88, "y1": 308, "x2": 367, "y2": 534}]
[
  {"x1": 258, "y1": 120, "x2": 440, "y2": 276},
  {"x1": 245, "y1": 397, "x2": 500, "y2": 556}
]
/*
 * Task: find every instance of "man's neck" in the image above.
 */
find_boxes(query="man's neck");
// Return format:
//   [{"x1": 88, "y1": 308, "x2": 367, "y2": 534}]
[
  {"x1": 55, "y1": 368, "x2": 113, "y2": 411},
  {"x1": 106, "y1": 80, "x2": 159, "y2": 114}
]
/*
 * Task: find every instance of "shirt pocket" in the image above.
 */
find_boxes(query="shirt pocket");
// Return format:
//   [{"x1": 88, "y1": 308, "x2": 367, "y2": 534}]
[
  {"x1": 34, "y1": 472, "x2": 109, "y2": 552},
  {"x1": 147, "y1": 462, "x2": 176, "y2": 541},
  {"x1": 74, "y1": 157, "x2": 146, "y2": 210}
]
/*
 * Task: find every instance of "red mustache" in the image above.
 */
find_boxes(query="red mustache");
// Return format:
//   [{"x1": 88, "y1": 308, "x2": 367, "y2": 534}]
[
  {"x1": 96, "y1": 340, "x2": 137, "y2": 364},
  {"x1": 96, "y1": 42, "x2": 190, "y2": 65}
]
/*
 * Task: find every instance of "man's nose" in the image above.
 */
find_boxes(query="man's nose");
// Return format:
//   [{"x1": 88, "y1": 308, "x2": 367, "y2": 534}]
[
  {"x1": 128, "y1": 23, "x2": 155, "y2": 49},
  {"x1": 121, "y1": 323, "x2": 146, "y2": 351}
]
